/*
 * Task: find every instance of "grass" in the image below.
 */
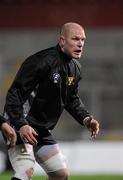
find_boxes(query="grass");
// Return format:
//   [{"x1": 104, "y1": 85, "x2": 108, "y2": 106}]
[{"x1": 0, "y1": 172, "x2": 123, "y2": 180}]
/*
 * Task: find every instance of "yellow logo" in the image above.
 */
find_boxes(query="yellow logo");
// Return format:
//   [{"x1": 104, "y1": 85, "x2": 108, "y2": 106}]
[{"x1": 67, "y1": 77, "x2": 75, "y2": 86}]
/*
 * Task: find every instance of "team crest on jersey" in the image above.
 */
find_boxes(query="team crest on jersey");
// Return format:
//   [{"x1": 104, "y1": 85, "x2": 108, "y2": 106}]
[
  {"x1": 53, "y1": 73, "x2": 60, "y2": 83},
  {"x1": 67, "y1": 77, "x2": 75, "y2": 86}
]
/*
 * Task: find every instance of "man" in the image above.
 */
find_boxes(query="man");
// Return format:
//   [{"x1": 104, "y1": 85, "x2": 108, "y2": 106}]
[
  {"x1": 0, "y1": 114, "x2": 17, "y2": 146},
  {"x1": 4, "y1": 22, "x2": 100, "y2": 180}
]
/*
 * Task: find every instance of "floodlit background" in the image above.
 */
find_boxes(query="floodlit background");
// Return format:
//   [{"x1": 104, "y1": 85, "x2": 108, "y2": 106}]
[{"x1": 0, "y1": 0, "x2": 123, "y2": 176}]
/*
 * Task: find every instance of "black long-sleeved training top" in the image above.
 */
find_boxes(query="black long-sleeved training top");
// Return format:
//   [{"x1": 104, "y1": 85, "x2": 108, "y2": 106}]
[
  {"x1": 5, "y1": 44, "x2": 90, "y2": 130},
  {"x1": 0, "y1": 115, "x2": 6, "y2": 127}
]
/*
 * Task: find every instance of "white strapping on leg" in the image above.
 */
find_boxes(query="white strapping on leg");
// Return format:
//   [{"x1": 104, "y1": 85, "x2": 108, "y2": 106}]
[
  {"x1": 8, "y1": 144, "x2": 35, "y2": 180},
  {"x1": 36, "y1": 151, "x2": 67, "y2": 173}
]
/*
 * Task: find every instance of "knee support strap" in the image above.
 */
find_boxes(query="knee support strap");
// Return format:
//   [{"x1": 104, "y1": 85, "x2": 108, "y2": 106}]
[
  {"x1": 40, "y1": 152, "x2": 67, "y2": 173},
  {"x1": 8, "y1": 144, "x2": 35, "y2": 180}
]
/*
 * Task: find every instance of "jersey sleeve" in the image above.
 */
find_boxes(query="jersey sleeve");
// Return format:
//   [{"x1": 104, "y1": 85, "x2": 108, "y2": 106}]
[
  {"x1": 65, "y1": 82, "x2": 90, "y2": 126},
  {"x1": 4, "y1": 55, "x2": 48, "y2": 130},
  {"x1": 0, "y1": 115, "x2": 6, "y2": 127}
]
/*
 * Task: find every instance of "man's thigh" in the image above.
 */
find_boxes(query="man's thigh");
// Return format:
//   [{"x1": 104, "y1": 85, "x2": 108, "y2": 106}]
[
  {"x1": 34, "y1": 143, "x2": 67, "y2": 173},
  {"x1": 8, "y1": 143, "x2": 35, "y2": 180}
]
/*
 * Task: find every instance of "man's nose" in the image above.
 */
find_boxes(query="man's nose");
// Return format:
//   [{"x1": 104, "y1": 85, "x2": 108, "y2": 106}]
[{"x1": 78, "y1": 41, "x2": 83, "y2": 47}]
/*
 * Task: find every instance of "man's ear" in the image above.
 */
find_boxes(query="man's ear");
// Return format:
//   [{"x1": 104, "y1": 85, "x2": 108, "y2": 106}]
[{"x1": 60, "y1": 35, "x2": 65, "y2": 48}]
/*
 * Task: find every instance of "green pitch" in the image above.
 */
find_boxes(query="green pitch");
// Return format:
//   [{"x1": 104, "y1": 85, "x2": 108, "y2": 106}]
[
  {"x1": 33, "y1": 175, "x2": 123, "y2": 180},
  {"x1": 0, "y1": 172, "x2": 123, "y2": 180}
]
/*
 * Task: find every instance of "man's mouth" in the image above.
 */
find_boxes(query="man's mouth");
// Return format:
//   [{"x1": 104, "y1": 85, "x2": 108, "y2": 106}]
[{"x1": 74, "y1": 50, "x2": 82, "y2": 54}]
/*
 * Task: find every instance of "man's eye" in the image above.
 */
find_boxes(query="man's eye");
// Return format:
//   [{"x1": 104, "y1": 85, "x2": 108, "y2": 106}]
[{"x1": 72, "y1": 38, "x2": 79, "y2": 41}]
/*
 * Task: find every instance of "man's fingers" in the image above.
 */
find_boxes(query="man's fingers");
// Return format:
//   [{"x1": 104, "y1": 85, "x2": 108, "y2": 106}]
[
  {"x1": 4, "y1": 129, "x2": 17, "y2": 146},
  {"x1": 6, "y1": 136, "x2": 16, "y2": 146},
  {"x1": 19, "y1": 125, "x2": 38, "y2": 145},
  {"x1": 21, "y1": 132, "x2": 38, "y2": 145},
  {"x1": 84, "y1": 117, "x2": 100, "y2": 139},
  {"x1": 91, "y1": 131, "x2": 97, "y2": 139},
  {"x1": 6, "y1": 139, "x2": 10, "y2": 146},
  {"x1": 28, "y1": 128, "x2": 38, "y2": 144},
  {"x1": 22, "y1": 136, "x2": 37, "y2": 145},
  {"x1": 89, "y1": 124, "x2": 99, "y2": 139},
  {"x1": 28, "y1": 133, "x2": 38, "y2": 145},
  {"x1": 10, "y1": 129, "x2": 17, "y2": 144},
  {"x1": 32, "y1": 128, "x2": 38, "y2": 136},
  {"x1": 91, "y1": 128, "x2": 99, "y2": 139}
]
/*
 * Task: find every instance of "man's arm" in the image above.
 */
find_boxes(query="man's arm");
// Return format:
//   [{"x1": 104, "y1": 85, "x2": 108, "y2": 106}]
[
  {"x1": 4, "y1": 56, "x2": 40, "y2": 145},
  {"x1": 0, "y1": 115, "x2": 17, "y2": 146},
  {"x1": 65, "y1": 84, "x2": 99, "y2": 138},
  {"x1": 5, "y1": 55, "x2": 48, "y2": 145},
  {"x1": 5, "y1": 56, "x2": 41, "y2": 130},
  {"x1": 65, "y1": 83, "x2": 90, "y2": 124}
]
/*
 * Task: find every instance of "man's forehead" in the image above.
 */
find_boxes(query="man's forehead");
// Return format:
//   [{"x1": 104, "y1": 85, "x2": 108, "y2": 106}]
[
  {"x1": 68, "y1": 27, "x2": 85, "y2": 37},
  {"x1": 67, "y1": 24, "x2": 83, "y2": 32}
]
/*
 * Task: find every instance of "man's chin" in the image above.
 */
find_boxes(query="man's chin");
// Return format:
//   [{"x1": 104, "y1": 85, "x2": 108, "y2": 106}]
[
  {"x1": 73, "y1": 54, "x2": 81, "y2": 59},
  {"x1": 72, "y1": 51, "x2": 83, "y2": 59}
]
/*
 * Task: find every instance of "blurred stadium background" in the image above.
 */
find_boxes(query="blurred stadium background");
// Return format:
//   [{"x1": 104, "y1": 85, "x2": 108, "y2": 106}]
[{"x1": 0, "y1": 0, "x2": 123, "y2": 179}]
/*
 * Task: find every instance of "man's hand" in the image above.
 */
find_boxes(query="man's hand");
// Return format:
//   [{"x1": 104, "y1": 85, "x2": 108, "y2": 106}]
[
  {"x1": 19, "y1": 125, "x2": 38, "y2": 145},
  {"x1": 83, "y1": 116, "x2": 100, "y2": 139},
  {"x1": 1, "y1": 123, "x2": 17, "y2": 146}
]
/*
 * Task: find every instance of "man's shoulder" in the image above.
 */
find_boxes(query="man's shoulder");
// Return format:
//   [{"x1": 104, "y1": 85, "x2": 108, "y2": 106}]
[
  {"x1": 33, "y1": 46, "x2": 57, "y2": 58},
  {"x1": 27, "y1": 46, "x2": 57, "y2": 64},
  {"x1": 20, "y1": 46, "x2": 56, "y2": 69}
]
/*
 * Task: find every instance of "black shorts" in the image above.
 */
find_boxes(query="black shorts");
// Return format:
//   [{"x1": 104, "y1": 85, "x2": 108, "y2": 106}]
[{"x1": 15, "y1": 127, "x2": 57, "y2": 146}]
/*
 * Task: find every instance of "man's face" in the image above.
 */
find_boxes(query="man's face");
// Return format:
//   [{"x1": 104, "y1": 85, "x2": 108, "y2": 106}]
[{"x1": 60, "y1": 26, "x2": 86, "y2": 59}]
